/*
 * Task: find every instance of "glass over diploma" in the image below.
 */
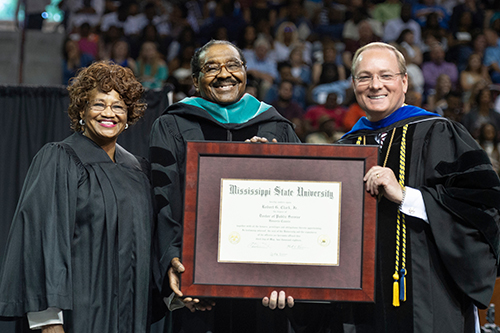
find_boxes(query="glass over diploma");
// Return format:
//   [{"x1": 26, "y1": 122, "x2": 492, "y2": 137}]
[{"x1": 181, "y1": 141, "x2": 377, "y2": 302}]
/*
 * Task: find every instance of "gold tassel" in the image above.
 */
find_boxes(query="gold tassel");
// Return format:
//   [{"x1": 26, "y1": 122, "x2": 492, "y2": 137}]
[
  {"x1": 393, "y1": 272, "x2": 400, "y2": 307},
  {"x1": 357, "y1": 128, "x2": 409, "y2": 308}
]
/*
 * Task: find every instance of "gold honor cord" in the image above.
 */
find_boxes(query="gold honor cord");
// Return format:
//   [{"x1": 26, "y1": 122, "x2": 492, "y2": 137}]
[
  {"x1": 355, "y1": 136, "x2": 366, "y2": 145},
  {"x1": 357, "y1": 124, "x2": 409, "y2": 307},
  {"x1": 393, "y1": 124, "x2": 408, "y2": 307}
]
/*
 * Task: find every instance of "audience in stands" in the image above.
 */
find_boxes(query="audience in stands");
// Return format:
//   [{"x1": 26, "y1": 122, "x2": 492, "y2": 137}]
[
  {"x1": 441, "y1": 90, "x2": 465, "y2": 122},
  {"x1": 426, "y1": 73, "x2": 452, "y2": 113},
  {"x1": 288, "y1": 46, "x2": 312, "y2": 108},
  {"x1": 303, "y1": 92, "x2": 347, "y2": 132},
  {"x1": 109, "y1": 39, "x2": 137, "y2": 75},
  {"x1": 412, "y1": 0, "x2": 450, "y2": 30},
  {"x1": 460, "y1": 52, "x2": 492, "y2": 108},
  {"x1": 311, "y1": 40, "x2": 346, "y2": 87},
  {"x1": 53, "y1": 0, "x2": 500, "y2": 144},
  {"x1": 484, "y1": 28, "x2": 500, "y2": 83},
  {"x1": 246, "y1": 36, "x2": 279, "y2": 101},
  {"x1": 462, "y1": 87, "x2": 500, "y2": 139},
  {"x1": 274, "y1": 22, "x2": 309, "y2": 64},
  {"x1": 75, "y1": 22, "x2": 100, "y2": 59},
  {"x1": 135, "y1": 41, "x2": 168, "y2": 90},
  {"x1": 421, "y1": 41, "x2": 458, "y2": 95},
  {"x1": 477, "y1": 122, "x2": 500, "y2": 173},
  {"x1": 270, "y1": 80, "x2": 305, "y2": 121},
  {"x1": 305, "y1": 114, "x2": 342, "y2": 144},
  {"x1": 342, "y1": 101, "x2": 365, "y2": 132},
  {"x1": 312, "y1": 0, "x2": 344, "y2": 41},
  {"x1": 384, "y1": 3, "x2": 422, "y2": 47},
  {"x1": 239, "y1": 25, "x2": 259, "y2": 61},
  {"x1": 62, "y1": 37, "x2": 94, "y2": 85},
  {"x1": 395, "y1": 28, "x2": 423, "y2": 66},
  {"x1": 265, "y1": 61, "x2": 307, "y2": 110}
]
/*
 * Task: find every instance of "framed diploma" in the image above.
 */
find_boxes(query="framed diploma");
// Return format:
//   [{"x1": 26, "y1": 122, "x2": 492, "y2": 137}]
[{"x1": 181, "y1": 141, "x2": 378, "y2": 302}]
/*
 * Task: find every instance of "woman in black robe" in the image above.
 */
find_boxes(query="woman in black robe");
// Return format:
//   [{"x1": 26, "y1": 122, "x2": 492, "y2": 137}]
[{"x1": 0, "y1": 61, "x2": 155, "y2": 333}]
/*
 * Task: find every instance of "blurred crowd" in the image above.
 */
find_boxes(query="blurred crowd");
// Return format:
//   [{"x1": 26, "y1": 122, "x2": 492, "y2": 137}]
[{"x1": 51, "y1": 0, "x2": 500, "y2": 171}]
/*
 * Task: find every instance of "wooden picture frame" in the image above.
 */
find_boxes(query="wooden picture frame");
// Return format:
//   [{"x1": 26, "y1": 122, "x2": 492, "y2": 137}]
[{"x1": 181, "y1": 141, "x2": 378, "y2": 302}]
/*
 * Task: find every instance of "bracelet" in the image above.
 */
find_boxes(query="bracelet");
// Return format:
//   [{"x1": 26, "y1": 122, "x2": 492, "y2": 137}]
[{"x1": 399, "y1": 184, "x2": 406, "y2": 211}]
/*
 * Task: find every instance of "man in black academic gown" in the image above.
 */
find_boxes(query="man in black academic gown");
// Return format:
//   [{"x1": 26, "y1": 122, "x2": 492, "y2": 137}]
[
  {"x1": 271, "y1": 41, "x2": 500, "y2": 333},
  {"x1": 149, "y1": 40, "x2": 299, "y2": 332},
  {"x1": 335, "y1": 42, "x2": 500, "y2": 332}
]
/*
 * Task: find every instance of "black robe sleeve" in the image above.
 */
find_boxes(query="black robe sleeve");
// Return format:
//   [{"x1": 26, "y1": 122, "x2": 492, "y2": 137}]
[
  {"x1": 0, "y1": 143, "x2": 82, "y2": 316},
  {"x1": 418, "y1": 120, "x2": 500, "y2": 308},
  {"x1": 254, "y1": 107, "x2": 302, "y2": 143},
  {"x1": 149, "y1": 110, "x2": 300, "y2": 287},
  {"x1": 149, "y1": 116, "x2": 186, "y2": 280}
]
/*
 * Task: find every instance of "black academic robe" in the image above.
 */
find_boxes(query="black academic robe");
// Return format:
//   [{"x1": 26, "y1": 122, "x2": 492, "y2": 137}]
[
  {"x1": 149, "y1": 100, "x2": 300, "y2": 333},
  {"x1": 335, "y1": 115, "x2": 500, "y2": 332},
  {"x1": 0, "y1": 132, "x2": 154, "y2": 333}
]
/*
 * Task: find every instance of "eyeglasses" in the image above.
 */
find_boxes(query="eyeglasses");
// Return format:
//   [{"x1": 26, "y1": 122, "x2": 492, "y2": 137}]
[
  {"x1": 354, "y1": 73, "x2": 404, "y2": 85},
  {"x1": 200, "y1": 61, "x2": 244, "y2": 76},
  {"x1": 89, "y1": 100, "x2": 127, "y2": 114}
]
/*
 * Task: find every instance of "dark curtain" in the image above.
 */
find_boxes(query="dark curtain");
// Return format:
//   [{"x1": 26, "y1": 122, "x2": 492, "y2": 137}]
[{"x1": 0, "y1": 85, "x2": 170, "y2": 333}]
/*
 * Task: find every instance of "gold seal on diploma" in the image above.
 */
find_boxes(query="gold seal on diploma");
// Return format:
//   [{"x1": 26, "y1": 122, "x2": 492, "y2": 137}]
[
  {"x1": 318, "y1": 235, "x2": 330, "y2": 247},
  {"x1": 229, "y1": 231, "x2": 241, "y2": 244}
]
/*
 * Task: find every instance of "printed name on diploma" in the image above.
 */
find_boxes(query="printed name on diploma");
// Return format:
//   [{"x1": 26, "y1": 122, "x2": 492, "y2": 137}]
[{"x1": 229, "y1": 184, "x2": 336, "y2": 200}]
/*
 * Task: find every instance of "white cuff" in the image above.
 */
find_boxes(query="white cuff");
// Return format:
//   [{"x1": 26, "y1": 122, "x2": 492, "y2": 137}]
[
  {"x1": 400, "y1": 187, "x2": 429, "y2": 223},
  {"x1": 27, "y1": 307, "x2": 64, "y2": 330},
  {"x1": 164, "y1": 292, "x2": 185, "y2": 311}
]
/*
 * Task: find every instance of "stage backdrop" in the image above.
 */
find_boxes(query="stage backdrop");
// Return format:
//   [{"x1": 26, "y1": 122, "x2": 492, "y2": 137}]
[{"x1": 0, "y1": 84, "x2": 170, "y2": 332}]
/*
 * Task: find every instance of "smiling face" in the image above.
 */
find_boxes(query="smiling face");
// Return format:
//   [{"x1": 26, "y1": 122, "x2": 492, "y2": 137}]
[
  {"x1": 353, "y1": 47, "x2": 408, "y2": 122},
  {"x1": 79, "y1": 89, "x2": 128, "y2": 148},
  {"x1": 193, "y1": 43, "x2": 246, "y2": 105}
]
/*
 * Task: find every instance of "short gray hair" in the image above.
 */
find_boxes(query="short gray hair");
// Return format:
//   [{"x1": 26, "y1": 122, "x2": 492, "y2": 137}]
[{"x1": 191, "y1": 39, "x2": 246, "y2": 78}]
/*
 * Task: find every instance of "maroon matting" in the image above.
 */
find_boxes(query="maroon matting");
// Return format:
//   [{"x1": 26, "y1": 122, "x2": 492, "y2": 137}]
[{"x1": 182, "y1": 141, "x2": 378, "y2": 302}]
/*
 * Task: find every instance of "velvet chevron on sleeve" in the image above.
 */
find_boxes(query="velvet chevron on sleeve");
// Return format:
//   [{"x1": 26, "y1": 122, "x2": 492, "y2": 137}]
[
  {"x1": 337, "y1": 110, "x2": 500, "y2": 333},
  {"x1": 149, "y1": 95, "x2": 300, "y2": 333},
  {"x1": 149, "y1": 96, "x2": 300, "y2": 281}
]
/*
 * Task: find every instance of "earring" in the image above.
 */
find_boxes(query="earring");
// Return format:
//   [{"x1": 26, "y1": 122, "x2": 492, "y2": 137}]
[
  {"x1": 79, "y1": 119, "x2": 85, "y2": 126},
  {"x1": 125, "y1": 123, "x2": 129, "y2": 130}
]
